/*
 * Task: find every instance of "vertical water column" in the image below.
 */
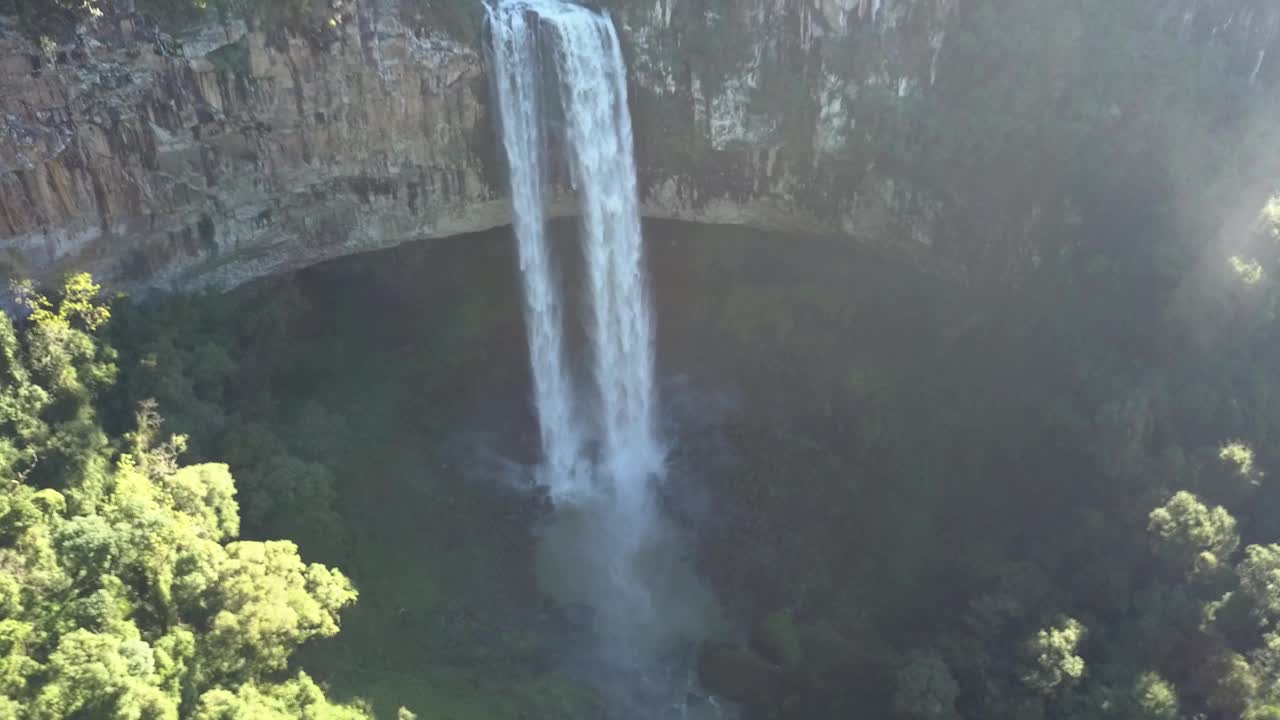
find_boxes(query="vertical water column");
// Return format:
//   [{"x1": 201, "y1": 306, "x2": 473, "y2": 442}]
[
  {"x1": 548, "y1": 5, "x2": 662, "y2": 487},
  {"x1": 487, "y1": 3, "x2": 587, "y2": 500},
  {"x1": 542, "y1": 6, "x2": 665, "y2": 641},
  {"x1": 489, "y1": 0, "x2": 672, "y2": 661}
]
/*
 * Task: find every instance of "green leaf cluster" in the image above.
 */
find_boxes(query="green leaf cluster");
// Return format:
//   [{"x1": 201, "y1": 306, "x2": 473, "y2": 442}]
[{"x1": 0, "y1": 274, "x2": 367, "y2": 718}]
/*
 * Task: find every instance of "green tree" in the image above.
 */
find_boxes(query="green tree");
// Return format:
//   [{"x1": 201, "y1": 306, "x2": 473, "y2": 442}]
[
  {"x1": 1237, "y1": 545, "x2": 1280, "y2": 627},
  {"x1": 191, "y1": 672, "x2": 366, "y2": 719},
  {"x1": 1196, "y1": 442, "x2": 1265, "y2": 509},
  {"x1": 0, "y1": 275, "x2": 367, "y2": 717},
  {"x1": 1132, "y1": 671, "x2": 1179, "y2": 720},
  {"x1": 1202, "y1": 651, "x2": 1260, "y2": 718},
  {"x1": 1, "y1": 276, "x2": 117, "y2": 507},
  {"x1": 1246, "y1": 705, "x2": 1280, "y2": 720},
  {"x1": 1021, "y1": 616, "x2": 1086, "y2": 695},
  {"x1": 892, "y1": 650, "x2": 960, "y2": 720},
  {"x1": 1148, "y1": 491, "x2": 1239, "y2": 581}
]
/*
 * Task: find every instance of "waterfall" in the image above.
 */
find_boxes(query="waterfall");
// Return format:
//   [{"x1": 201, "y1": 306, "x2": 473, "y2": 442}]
[
  {"x1": 488, "y1": 8, "x2": 721, "y2": 713},
  {"x1": 487, "y1": 1, "x2": 587, "y2": 499},
  {"x1": 487, "y1": 0, "x2": 669, "y2": 658},
  {"x1": 547, "y1": 0, "x2": 663, "y2": 534}
]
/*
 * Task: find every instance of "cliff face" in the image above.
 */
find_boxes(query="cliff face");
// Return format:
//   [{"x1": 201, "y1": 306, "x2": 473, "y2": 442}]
[
  {"x1": 1, "y1": 0, "x2": 1277, "y2": 290},
  {"x1": 1, "y1": 5, "x2": 493, "y2": 289}
]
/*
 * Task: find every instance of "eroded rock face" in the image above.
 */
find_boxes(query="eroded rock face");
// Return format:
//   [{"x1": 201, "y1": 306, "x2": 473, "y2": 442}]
[
  {"x1": 0, "y1": 5, "x2": 499, "y2": 290},
  {"x1": 610, "y1": 0, "x2": 955, "y2": 261},
  {"x1": 1, "y1": 0, "x2": 1277, "y2": 290}
]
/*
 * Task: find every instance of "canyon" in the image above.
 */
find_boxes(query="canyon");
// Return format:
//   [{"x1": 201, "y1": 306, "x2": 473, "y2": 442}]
[{"x1": 0, "y1": 0, "x2": 1277, "y2": 290}]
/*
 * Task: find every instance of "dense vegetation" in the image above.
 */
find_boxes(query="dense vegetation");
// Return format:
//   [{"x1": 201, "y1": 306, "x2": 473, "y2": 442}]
[
  {"x1": 645, "y1": 201, "x2": 1280, "y2": 720},
  {"x1": 0, "y1": 275, "x2": 374, "y2": 718},
  {"x1": 4, "y1": 0, "x2": 1280, "y2": 718},
  {"x1": 106, "y1": 239, "x2": 601, "y2": 719},
  {"x1": 2, "y1": 152, "x2": 1280, "y2": 720},
  {"x1": 0, "y1": 258, "x2": 577, "y2": 718},
  {"x1": 4, "y1": 203, "x2": 1264, "y2": 720}
]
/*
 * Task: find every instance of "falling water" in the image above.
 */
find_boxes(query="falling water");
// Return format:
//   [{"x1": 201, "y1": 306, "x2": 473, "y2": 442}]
[
  {"x1": 547, "y1": 1, "x2": 664, "y2": 559},
  {"x1": 488, "y1": 3, "x2": 720, "y2": 712},
  {"x1": 487, "y1": 2, "x2": 587, "y2": 499},
  {"x1": 487, "y1": 0, "x2": 665, "y2": 643},
  {"x1": 1250, "y1": 49, "x2": 1266, "y2": 84},
  {"x1": 554, "y1": 3, "x2": 660, "y2": 482}
]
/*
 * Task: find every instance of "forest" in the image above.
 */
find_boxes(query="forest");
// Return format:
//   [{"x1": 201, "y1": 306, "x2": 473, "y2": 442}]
[
  {"x1": 2, "y1": 203, "x2": 1280, "y2": 719},
  {"x1": 3, "y1": 0, "x2": 1280, "y2": 718}
]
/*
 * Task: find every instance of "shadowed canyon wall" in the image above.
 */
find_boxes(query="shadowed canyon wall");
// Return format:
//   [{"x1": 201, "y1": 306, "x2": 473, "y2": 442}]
[{"x1": 1, "y1": 0, "x2": 1278, "y2": 290}]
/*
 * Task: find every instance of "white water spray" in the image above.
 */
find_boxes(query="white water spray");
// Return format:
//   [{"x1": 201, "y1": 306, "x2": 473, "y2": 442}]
[
  {"x1": 546, "y1": 1, "x2": 663, "y2": 510},
  {"x1": 488, "y1": 0, "x2": 676, "y2": 659},
  {"x1": 487, "y1": 2, "x2": 588, "y2": 499}
]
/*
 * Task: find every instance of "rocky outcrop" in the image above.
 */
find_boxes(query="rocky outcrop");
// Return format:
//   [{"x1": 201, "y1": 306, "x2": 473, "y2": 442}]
[
  {"x1": 1, "y1": 0, "x2": 1277, "y2": 290},
  {"x1": 611, "y1": 0, "x2": 961, "y2": 274},
  {"x1": 0, "y1": 5, "x2": 494, "y2": 290}
]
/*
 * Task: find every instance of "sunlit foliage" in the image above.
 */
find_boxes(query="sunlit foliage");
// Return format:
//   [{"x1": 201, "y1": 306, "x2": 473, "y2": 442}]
[{"x1": 0, "y1": 275, "x2": 368, "y2": 717}]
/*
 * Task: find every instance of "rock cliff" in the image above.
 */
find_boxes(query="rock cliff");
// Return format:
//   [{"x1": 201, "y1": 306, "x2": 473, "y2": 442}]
[
  {"x1": 1, "y1": 3, "x2": 494, "y2": 289},
  {"x1": 1, "y1": 0, "x2": 1277, "y2": 290}
]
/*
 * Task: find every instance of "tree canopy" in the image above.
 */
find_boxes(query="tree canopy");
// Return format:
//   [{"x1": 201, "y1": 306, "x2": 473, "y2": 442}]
[{"x1": 0, "y1": 274, "x2": 366, "y2": 718}]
